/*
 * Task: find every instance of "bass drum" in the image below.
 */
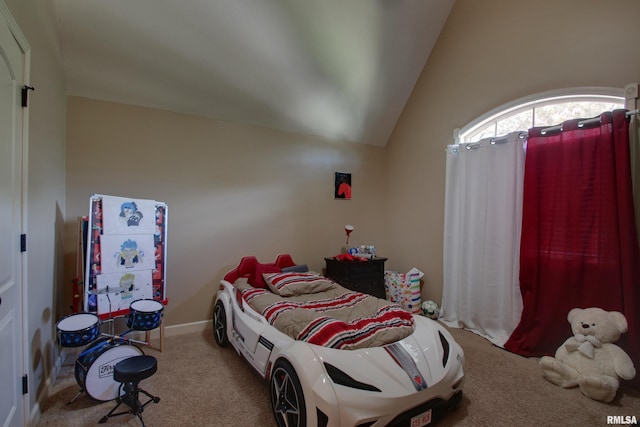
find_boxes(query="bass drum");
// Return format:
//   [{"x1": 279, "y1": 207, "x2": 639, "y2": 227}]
[{"x1": 74, "y1": 337, "x2": 144, "y2": 401}]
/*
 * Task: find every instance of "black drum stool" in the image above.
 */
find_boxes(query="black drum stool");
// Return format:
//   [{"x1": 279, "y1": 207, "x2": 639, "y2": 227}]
[{"x1": 99, "y1": 355, "x2": 160, "y2": 426}]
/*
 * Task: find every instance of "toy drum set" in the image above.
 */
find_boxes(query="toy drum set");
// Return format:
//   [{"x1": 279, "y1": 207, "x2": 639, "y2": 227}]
[{"x1": 55, "y1": 299, "x2": 164, "y2": 402}]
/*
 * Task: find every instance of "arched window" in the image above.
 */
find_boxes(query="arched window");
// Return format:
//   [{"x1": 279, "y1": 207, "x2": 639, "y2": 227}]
[{"x1": 454, "y1": 87, "x2": 625, "y2": 144}]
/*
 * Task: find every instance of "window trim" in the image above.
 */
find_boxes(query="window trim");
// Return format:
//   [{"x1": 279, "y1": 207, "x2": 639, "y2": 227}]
[{"x1": 454, "y1": 87, "x2": 625, "y2": 144}]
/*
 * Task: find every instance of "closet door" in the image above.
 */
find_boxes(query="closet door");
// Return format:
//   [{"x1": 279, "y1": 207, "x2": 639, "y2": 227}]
[{"x1": 0, "y1": 4, "x2": 26, "y2": 426}]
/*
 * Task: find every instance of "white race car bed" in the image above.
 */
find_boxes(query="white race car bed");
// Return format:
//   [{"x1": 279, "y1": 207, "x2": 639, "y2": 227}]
[{"x1": 213, "y1": 254, "x2": 464, "y2": 427}]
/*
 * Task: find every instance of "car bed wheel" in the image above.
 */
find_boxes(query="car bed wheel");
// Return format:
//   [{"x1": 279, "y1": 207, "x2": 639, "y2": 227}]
[
  {"x1": 270, "y1": 359, "x2": 306, "y2": 427},
  {"x1": 213, "y1": 300, "x2": 229, "y2": 347}
]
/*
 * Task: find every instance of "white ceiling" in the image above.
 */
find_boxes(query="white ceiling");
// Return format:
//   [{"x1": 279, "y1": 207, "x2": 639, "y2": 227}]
[{"x1": 53, "y1": 0, "x2": 454, "y2": 146}]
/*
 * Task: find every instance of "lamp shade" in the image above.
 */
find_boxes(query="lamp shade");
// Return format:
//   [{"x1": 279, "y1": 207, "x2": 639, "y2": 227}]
[{"x1": 345, "y1": 224, "x2": 354, "y2": 244}]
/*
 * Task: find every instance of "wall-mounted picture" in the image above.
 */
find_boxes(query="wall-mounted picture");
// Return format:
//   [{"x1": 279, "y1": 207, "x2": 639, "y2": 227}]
[{"x1": 335, "y1": 172, "x2": 352, "y2": 199}]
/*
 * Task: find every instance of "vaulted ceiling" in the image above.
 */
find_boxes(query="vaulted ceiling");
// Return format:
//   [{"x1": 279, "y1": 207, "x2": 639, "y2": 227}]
[{"x1": 53, "y1": 0, "x2": 455, "y2": 146}]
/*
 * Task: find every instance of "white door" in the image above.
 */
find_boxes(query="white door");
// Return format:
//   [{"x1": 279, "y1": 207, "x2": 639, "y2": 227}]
[{"x1": 0, "y1": 5, "x2": 26, "y2": 427}]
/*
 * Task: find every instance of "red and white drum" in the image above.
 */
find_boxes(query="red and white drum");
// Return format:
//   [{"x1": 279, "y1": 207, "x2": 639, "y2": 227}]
[{"x1": 74, "y1": 337, "x2": 143, "y2": 401}]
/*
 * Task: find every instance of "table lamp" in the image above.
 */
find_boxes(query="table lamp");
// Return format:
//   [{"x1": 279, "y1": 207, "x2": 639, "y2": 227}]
[{"x1": 345, "y1": 224, "x2": 354, "y2": 245}]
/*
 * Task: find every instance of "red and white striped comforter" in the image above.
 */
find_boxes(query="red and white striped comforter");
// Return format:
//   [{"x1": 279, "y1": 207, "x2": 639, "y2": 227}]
[{"x1": 236, "y1": 278, "x2": 414, "y2": 350}]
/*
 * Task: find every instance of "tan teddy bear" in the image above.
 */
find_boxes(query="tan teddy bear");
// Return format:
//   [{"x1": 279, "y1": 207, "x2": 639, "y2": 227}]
[{"x1": 539, "y1": 307, "x2": 636, "y2": 402}]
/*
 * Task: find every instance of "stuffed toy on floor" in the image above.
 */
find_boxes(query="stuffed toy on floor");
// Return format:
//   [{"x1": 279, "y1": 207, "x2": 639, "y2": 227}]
[
  {"x1": 421, "y1": 300, "x2": 440, "y2": 320},
  {"x1": 539, "y1": 307, "x2": 636, "y2": 403}
]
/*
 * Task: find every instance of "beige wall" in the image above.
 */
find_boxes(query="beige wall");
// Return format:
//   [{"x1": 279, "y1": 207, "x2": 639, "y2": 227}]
[
  {"x1": 386, "y1": 0, "x2": 640, "y2": 305},
  {"x1": 65, "y1": 0, "x2": 640, "y2": 325},
  {"x1": 64, "y1": 97, "x2": 388, "y2": 326}
]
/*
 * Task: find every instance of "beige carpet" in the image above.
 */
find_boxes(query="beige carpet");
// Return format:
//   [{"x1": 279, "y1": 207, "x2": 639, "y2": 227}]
[{"x1": 37, "y1": 326, "x2": 639, "y2": 426}]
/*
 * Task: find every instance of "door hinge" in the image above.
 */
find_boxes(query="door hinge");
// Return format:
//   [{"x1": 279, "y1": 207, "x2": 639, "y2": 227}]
[
  {"x1": 22, "y1": 374, "x2": 28, "y2": 394},
  {"x1": 20, "y1": 234, "x2": 26, "y2": 252},
  {"x1": 21, "y1": 85, "x2": 34, "y2": 108}
]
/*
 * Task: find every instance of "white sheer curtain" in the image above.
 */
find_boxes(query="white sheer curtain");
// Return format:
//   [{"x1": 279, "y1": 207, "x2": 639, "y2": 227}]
[{"x1": 440, "y1": 132, "x2": 526, "y2": 347}]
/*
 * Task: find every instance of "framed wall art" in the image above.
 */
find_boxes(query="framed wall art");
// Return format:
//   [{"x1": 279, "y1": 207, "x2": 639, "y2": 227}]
[{"x1": 335, "y1": 172, "x2": 352, "y2": 199}]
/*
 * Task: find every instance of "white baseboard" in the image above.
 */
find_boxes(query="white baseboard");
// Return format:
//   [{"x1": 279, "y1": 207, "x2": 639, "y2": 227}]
[
  {"x1": 165, "y1": 319, "x2": 212, "y2": 336},
  {"x1": 129, "y1": 319, "x2": 212, "y2": 342},
  {"x1": 29, "y1": 401, "x2": 42, "y2": 427},
  {"x1": 29, "y1": 366, "x2": 59, "y2": 427}
]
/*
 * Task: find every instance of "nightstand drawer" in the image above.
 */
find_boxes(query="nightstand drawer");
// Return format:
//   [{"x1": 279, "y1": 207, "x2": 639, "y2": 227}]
[{"x1": 324, "y1": 257, "x2": 387, "y2": 299}]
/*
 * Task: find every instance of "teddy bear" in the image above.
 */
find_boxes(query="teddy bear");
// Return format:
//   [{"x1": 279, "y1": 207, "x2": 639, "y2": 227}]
[{"x1": 539, "y1": 307, "x2": 636, "y2": 403}]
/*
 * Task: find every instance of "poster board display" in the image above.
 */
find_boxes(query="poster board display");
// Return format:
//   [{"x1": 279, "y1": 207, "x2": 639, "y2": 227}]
[{"x1": 83, "y1": 194, "x2": 168, "y2": 319}]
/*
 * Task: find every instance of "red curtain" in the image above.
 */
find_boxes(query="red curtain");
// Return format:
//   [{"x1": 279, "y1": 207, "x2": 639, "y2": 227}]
[{"x1": 504, "y1": 110, "x2": 640, "y2": 389}]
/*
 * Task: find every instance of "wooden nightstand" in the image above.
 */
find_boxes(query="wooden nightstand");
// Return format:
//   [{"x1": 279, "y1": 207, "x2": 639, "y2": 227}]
[{"x1": 324, "y1": 257, "x2": 387, "y2": 299}]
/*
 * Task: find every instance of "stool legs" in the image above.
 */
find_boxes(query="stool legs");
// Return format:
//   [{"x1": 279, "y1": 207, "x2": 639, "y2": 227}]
[{"x1": 99, "y1": 381, "x2": 160, "y2": 426}]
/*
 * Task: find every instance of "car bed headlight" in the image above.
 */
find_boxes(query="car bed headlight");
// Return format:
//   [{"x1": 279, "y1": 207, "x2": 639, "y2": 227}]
[
  {"x1": 438, "y1": 331, "x2": 450, "y2": 367},
  {"x1": 324, "y1": 363, "x2": 381, "y2": 392}
]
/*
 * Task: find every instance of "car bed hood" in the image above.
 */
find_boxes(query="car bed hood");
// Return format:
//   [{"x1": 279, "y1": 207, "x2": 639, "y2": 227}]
[{"x1": 309, "y1": 316, "x2": 463, "y2": 396}]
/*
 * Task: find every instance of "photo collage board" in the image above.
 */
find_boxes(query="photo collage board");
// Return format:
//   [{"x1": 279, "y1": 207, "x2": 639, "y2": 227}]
[{"x1": 84, "y1": 194, "x2": 168, "y2": 319}]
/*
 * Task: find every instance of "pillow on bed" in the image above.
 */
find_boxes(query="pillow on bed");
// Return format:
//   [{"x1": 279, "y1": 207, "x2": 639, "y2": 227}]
[
  {"x1": 263, "y1": 272, "x2": 336, "y2": 296},
  {"x1": 280, "y1": 264, "x2": 309, "y2": 273},
  {"x1": 250, "y1": 263, "x2": 281, "y2": 289}
]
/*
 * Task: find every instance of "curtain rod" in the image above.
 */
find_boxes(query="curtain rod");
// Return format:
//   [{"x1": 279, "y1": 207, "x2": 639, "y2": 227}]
[
  {"x1": 540, "y1": 109, "x2": 639, "y2": 134},
  {"x1": 450, "y1": 109, "x2": 640, "y2": 149},
  {"x1": 445, "y1": 131, "x2": 527, "y2": 152}
]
